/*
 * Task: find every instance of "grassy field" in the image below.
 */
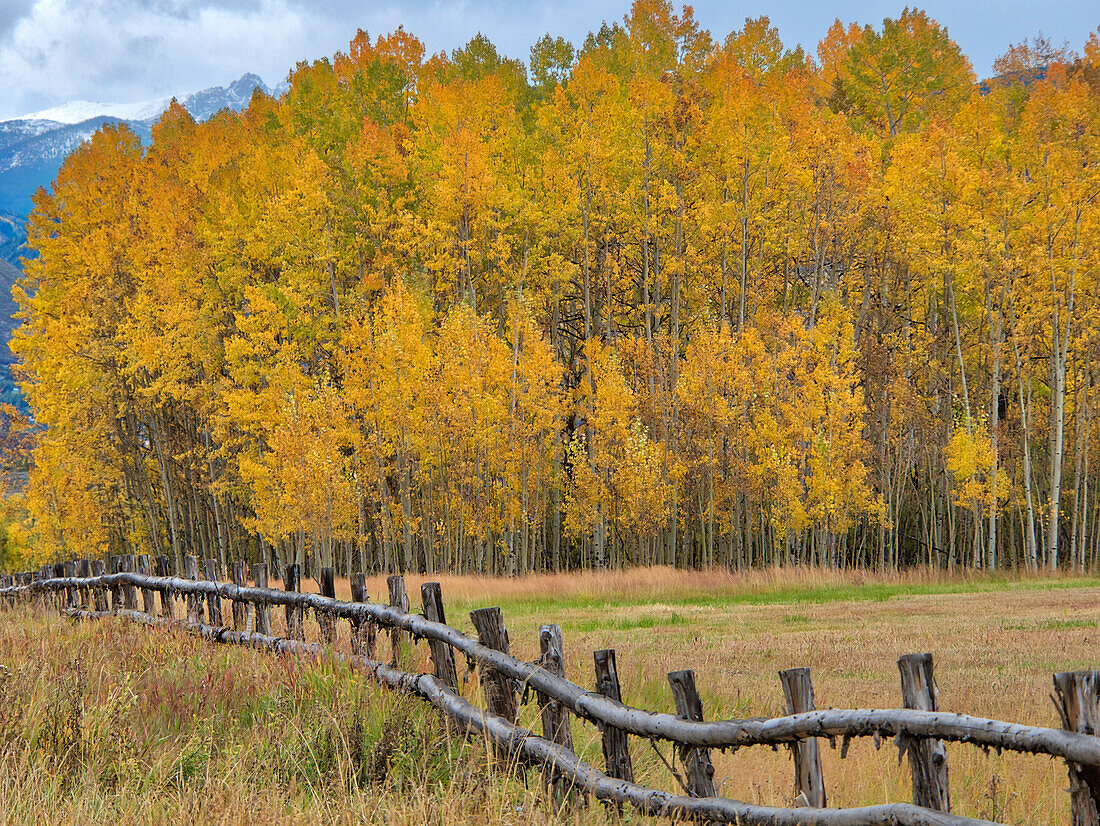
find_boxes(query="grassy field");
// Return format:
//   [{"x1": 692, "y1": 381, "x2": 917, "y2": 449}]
[{"x1": 1, "y1": 567, "x2": 1098, "y2": 824}]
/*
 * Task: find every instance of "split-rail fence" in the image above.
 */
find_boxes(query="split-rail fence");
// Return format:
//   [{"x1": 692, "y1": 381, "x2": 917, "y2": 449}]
[{"x1": 2, "y1": 555, "x2": 1100, "y2": 825}]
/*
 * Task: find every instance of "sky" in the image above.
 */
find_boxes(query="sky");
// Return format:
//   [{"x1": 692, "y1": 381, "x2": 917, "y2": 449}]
[{"x1": 0, "y1": 0, "x2": 1096, "y2": 121}]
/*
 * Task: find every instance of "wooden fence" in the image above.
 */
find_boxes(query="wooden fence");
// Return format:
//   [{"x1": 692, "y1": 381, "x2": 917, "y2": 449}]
[{"x1": 2, "y1": 555, "x2": 1100, "y2": 825}]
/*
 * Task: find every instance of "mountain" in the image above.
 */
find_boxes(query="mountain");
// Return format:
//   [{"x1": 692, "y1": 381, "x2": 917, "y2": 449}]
[
  {"x1": 0, "y1": 73, "x2": 284, "y2": 410},
  {"x1": 0, "y1": 258, "x2": 22, "y2": 409},
  {"x1": 0, "y1": 73, "x2": 280, "y2": 219},
  {"x1": 16, "y1": 97, "x2": 174, "y2": 126},
  {"x1": 0, "y1": 210, "x2": 28, "y2": 270}
]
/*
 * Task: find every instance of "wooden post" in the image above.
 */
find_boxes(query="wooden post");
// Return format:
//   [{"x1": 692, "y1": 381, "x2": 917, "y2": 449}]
[
  {"x1": 897, "y1": 653, "x2": 950, "y2": 812},
  {"x1": 230, "y1": 562, "x2": 247, "y2": 630},
  {"x1": 318, "y1": 567, "x2": 336, "y2": 645},
  {"x1": 184, "y1": 556, "x2": 201, "y2": 623},
  {"x1": 90, "y1": 560, "x2": 108, "y2": 612},
  {"x1": 1053, "y1": 670, "x2": 1100, "y2": 825},
  {"x1": 469, "y1": 607, "x2": 519, "y2": 725},
  {"x1": 387, "y1": 574, "x2": 409, "y2": 663},
  {"x1": 667, "y1": 670, "x2": 717, "y2": 798},
  {"x1": 284, "y1": 563, "x2": 303, "y2": 640},
  {"x1": 779, "y1": 668, "x2": 825, "y2": 808},
  {"x1": 421, "y1": 582, "x2": 458, "y2": 689},
  {"x1": 108, "y1": 556, "x2": 122, "y2": 612},
  {"x1": 52, "y1": 563, "x2": 64, "y2": 609},
  {"x1": 155, "y1": 556, "x2": 175, "y2": 619},
  {"x1": 254, "y1": 563, "x2": 271, "y2": 636},
  {"x1": 136, "y1": 555, "x2": 155, "y2": 615},
  {"x1": 120, "y1": 554, "x2": 138, "y2": 611},
  {"x1": 593, "y1": 649, "x2": 634, "y2": 783},
  {"x1": 42, "y1": 565, "x2": 53, "y2": 608},
  {"x1": 349, "y1": 573, "x2": 374, "y2": 657},
  {"x1": 76, "y1": 559, "x2": 90, "y2": 609},
  {"x1": 63, "y1": 560, "x2": 77, "y2": 609},
  {"x1": 538, "y1": 624, "x2": 576, "y2": 802},
  {"x1": 202, "y1": 559, "x2": 223, "y2": 626}
]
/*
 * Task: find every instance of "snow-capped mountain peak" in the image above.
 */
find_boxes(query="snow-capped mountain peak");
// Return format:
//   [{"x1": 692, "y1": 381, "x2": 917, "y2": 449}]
[
  {"x1": 0, "y1": 73, "x2": 278, "y2": 211},
  {"x1": 14, "y1": 96, "x2": 175, "y2": 126}
]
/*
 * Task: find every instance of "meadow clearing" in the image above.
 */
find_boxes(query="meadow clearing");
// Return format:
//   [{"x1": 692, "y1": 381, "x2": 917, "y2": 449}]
[{"x1": 0, "y1": 566, "x2": 1097, "y2": 824}]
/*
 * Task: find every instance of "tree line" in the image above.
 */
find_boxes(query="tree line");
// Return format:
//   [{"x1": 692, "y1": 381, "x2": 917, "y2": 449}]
[{"x1": 10, "y1": 2, "x2": 1100, "y2": 576}]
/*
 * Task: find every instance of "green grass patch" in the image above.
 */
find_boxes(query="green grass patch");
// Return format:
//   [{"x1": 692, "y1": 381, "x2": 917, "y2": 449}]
[
  {"x1": 466, "y1": 575, "x2": 1100, "y2": 618},
  {"x1": 563, "y1": 611, "x2": 689, "y2": 633},
  {"x1": 1002, "y1": 618, "x2": 1097, "y2": 632}
]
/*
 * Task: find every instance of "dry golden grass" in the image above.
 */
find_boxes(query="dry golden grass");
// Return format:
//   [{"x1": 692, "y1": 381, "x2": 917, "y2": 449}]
[
  {"x1": 2, "y1": 566, "x2": 1096, "y2": 823},
  {"x1": 339, "y1": 566, "x2": 1097, "y2": 823},
  {"x1": 0, "y1": 605, "x2": 614, "y2": 826}
]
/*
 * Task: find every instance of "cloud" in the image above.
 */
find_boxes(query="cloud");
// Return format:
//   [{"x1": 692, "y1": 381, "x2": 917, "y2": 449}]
[
  {"x1": 0, "y1": 0, "x2": 353, "y2": 119},
  {"x1": 0, "y1": 0, "x2": 35, "y2": 44},
  {"x1": 2, "y1": 0, "x2": 1096, "y2": 121},
  {"x1": 0, "y1": 0, "x2": 644, "y2": 119}
]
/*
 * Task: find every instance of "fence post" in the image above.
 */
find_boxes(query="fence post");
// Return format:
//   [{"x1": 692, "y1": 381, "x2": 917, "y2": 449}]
[
  {"x1": 779, "y1": 667, "x2": 825, "y2": 808},
  {"x1": 284, "y1": 564, "x2": 302, "y2": 640},
  {"x1": 349, "y1": 573, "x2": 373, "y2": 657},
  {"x1": 184, "y1": 556, "x2": 201, "y2": 623},
  {"x1": 52, "y1": 563, "x2": 64, "y2": 610},
  {"x1": 254, "y1": 563, "x2": 271, "y2": 636},
  {"x1": 90, "y1": 560, "x2": 107, "y2": 612},
  {"x1": 230, "y1": 562, "x2": 247, "y2": 631},
  {"x1": 42, "y1": 565, "x2": 53, "y2": 608},
  {"x1": 387, "y1": 575, "x2": 409, "y2": 663},
  {"x1": 538, "y1": 624, "x2": 576, "y2": 803},
  {"x1": 120, "y1": 554, "x2": 138, "y2": 611},
  {"x1": 1053, "y1": 670, "x2": 1100, "y2": 825},
  {"x1": 594, "y1": 649, "x2": 634, "y2": 783},
  {"x1": 667, "y1": 670, "x2": 717, "y2": 798},
  {"x1": 155, "y1": 556, "x2": 175, "y2": 619},
  {"x1": 63, "y1": 561, "x2": 76, "y2": 609},
  {"x1": 136, "y1": 555, "x2": 155, "y2": 615},
  {"x1": 76, "y1": 559, "x2": 90, "y2": 609},
  {"x1": 318, "y1": 567, "x2": 336, "y2": 645},
  {"x1": 469, "y1": 607, "x2": 520, "y2": 726},
  {"x1": 202, "y1": 559, "x2": 223, "y2": 627},
  {"x1": 421, "y1": 582, "x2": 458, "y2": 689},
  {"x1": 897, "y1": 653, "x2": 950, "y2": 812},
  {"x1": 108, "y1": 556, "x2": 122, "y2": 612}
]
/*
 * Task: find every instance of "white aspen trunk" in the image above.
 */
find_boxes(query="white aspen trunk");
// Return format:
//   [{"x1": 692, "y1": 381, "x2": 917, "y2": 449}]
[
  {"x1": 1046, "y1": 213, "x2": 1079, "y2": 571},
  {"x1": 987, "y1": 288, "x2": 1004, "y2": 570},
  {"x1": 946, "y1": 271, "x2": 973, "y2": 427},
  {"x1": 1010, "y1": 305, "x2": 1039, "y2": 569},
  {"x1": 1071, "y1": 361, "x2": 1086, "y2": 569},
  {"x1": 1048, "y1": 311, "x2": 1066, "y2": 570}
]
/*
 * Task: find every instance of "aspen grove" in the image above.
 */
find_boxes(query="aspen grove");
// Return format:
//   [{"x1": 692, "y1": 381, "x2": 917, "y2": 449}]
[{"x1": 13, "y1": 3, "x2": 1100, "y2": 577}]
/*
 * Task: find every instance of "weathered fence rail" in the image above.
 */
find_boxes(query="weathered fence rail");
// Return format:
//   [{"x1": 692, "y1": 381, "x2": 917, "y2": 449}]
[{"x1": 0, "y1": 558, "x2": 1097, "y2": 825}]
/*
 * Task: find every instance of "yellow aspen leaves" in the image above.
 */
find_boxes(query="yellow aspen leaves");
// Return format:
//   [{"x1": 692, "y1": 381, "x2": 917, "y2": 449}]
[{"x1": 12, "y1": 11, "x2": 1100, "y2": 572}]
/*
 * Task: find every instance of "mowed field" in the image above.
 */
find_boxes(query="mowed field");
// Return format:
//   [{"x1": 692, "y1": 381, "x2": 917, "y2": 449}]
[{"x1": 0, "y1": 567, "x2": 1097, "y2": 824}]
